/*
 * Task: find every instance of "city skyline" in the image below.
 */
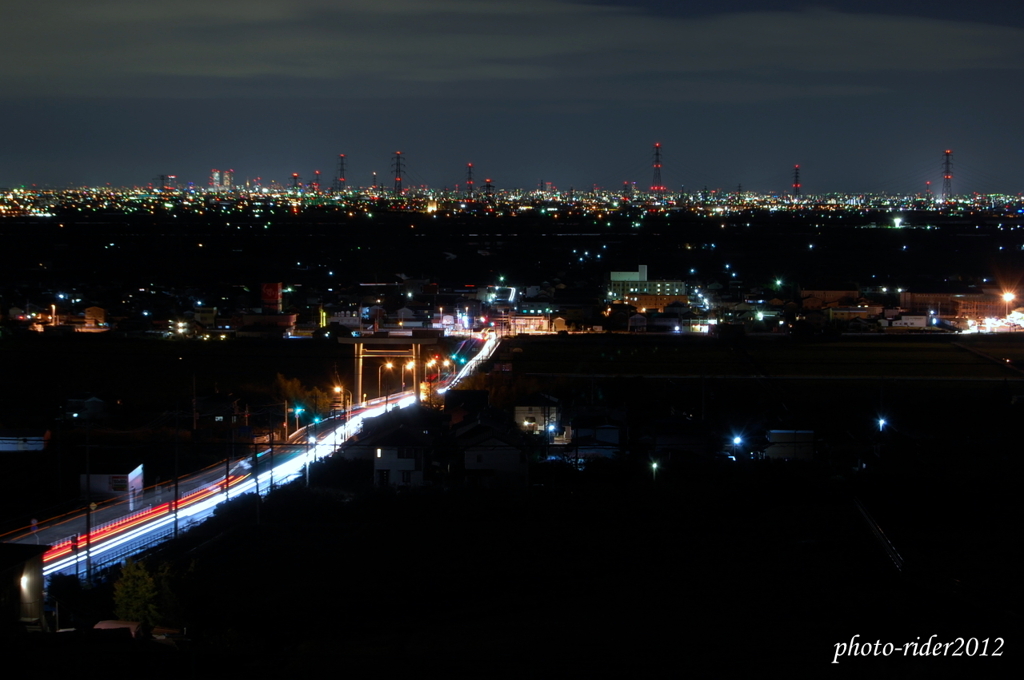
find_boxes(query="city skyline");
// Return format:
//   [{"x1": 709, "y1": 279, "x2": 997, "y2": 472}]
[
  {"x1": 3, "y1": 1, "x2": 1024, "y2": 192},
  {"x1": 1, "y1": 146, "x2": 1015, "y2": 198}
]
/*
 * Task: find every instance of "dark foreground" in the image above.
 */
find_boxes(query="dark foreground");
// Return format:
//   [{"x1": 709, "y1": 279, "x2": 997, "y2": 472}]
[{"x1": 20, "y1": 454, "x2": 1020, "y2": 679}]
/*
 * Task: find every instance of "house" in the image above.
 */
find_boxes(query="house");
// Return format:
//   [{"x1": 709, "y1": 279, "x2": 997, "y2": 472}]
[
  {"x1": 627, "y1": 313, "x2": 648, "y2": 332},
  {"x1": 626, "y1": 293, "x2": 690, "y2": 313},
  {"x1": 569, "y1": 422, "x2": 624, "y2": 464},
  {"x1": 798, "y1": 285, "x2": 860, "y2": 306},
  {"x1": 455, "y1": 421, "x2": 528, "y2": 487},
  {"x1": 237, "y1": 312, "x2": 296, "y2": 338},
  {"x1": 66, "y1": 394, "x2": 110, "y2": 421},
  {"x1": 84, "y1": 306, "x2": 107, "y2": 327},
  {"x1": 369, "y1": 425, "x2": 433, "y2": 487},
  {"x1": 193, "y1": 393, "x2": 244, "y2": 441},
  {"x1": 340, "y1": 405, "x2": 445, "y2": 487},
  {"x1": 514, "y1": 394, "x2": 559, "y2": 435}
]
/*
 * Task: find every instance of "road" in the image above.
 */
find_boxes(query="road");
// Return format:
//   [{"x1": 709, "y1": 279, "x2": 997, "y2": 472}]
[
  {"x1": 2, "y1": 332, "x2": 500, "y2": 578},
  {"x1": 3, "y1": 393, "x2": 416, "y2": 578}
]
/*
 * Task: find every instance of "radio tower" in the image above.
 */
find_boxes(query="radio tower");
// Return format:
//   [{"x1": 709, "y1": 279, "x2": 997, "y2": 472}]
[
  {"x1": 466, "y1": 163, "x2": 475, "y2": 199},
  {"x1": 792, "y1": 165, "x2": 801, "y2": 197},
  {"x1": 941, "y1": 150, "x2": 953, "y2": 203},
  {"x1": 333, "y1": 154, "x2": 346, "y2": 192},
  {"x1": 392, "y1": 151, "x2": 404, "y2": 194},
  {"x1": 291, "y1": 173, "x2": 301, "y2": 192},
  {"x1": 651, "y1": 143, "x2": 665, "y2": 198},
  {"x1": 154, "y1": 174, "x2": 176, "y2": 192}
]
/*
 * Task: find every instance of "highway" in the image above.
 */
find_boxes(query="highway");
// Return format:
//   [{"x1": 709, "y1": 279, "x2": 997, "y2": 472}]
[
  {"x1": 2, "y1": 331, "x2": 501, "y2": 578},
  {"x1": 2, "y1": 394, "x2": 414, "y2": 578}
]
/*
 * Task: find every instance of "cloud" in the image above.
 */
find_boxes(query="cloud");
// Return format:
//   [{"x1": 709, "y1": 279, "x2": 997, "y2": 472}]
[{"x1": 4, "y1": 1, "x2": 1022, "y2": 100}]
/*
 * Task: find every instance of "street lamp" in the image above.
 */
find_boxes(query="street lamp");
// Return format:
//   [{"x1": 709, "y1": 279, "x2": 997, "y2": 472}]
[
  {"x1": 425, "y1": 359, "x2": 437, "y2": 401},
  {"x1": 294, "y1": 406, "x2": 304, "y2": 433},
  {"x1": 732, "y1": 436, "x2": 741, "y2": 459},
  {"x1": 878, "y1": 418, "x2": 886, "y2": 432},
  {"x1": 1003, "y1": 292, "x2": 1015, "y2": 318},
  {"x1": 651, "y1": 461, "x2": 658, "y2": 481},
  {"x1": 334, "y1": 385, "x2": 352, "y2": 420},
  {"x1": 378, "y1": 361, "x2": 393, "y2": 400},
  {"x1": 402, "y1": 360, "x2": 415, "y2": 393}
]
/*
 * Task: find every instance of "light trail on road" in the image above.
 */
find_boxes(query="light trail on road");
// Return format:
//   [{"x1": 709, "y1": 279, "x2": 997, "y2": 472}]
[
  {"x1": 7, "y1": 394, "x2": 418, "y2": 577},
  {"x1": 2, "y1": 337, "x2": 499, "y2": 579}
]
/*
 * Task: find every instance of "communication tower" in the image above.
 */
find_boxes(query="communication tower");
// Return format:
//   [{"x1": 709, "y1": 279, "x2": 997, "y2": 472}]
[
  {"x1": 651, "y1": 143, "x2": 665, "y2": 198},
  {"x1": 333, "y1": 154, "x2": 346, "y2": 192},
  {"x1": 942, "y1": 150, "x2": 953, "y2": 202},
  {"x1": 466, "y1": 163, "x2": 475, "y2": 199},
  {"x1": 792, "y1": 165, "x2": 801, "y2": 196},
  {"x1": 392, "y1": 151, "x2": 404, "y2": 194},
  {"x1": 154, "y1": 174, "x2": 176, "y2": 191}
]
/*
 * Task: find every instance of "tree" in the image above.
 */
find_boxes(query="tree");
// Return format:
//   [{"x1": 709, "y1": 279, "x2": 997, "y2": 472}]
[
  {"x1": 113, "y1": 558, "x2": 159, "y2": 626},
  {"x1": 276, "y1": 373, "x2": 332, "y2": 418}
]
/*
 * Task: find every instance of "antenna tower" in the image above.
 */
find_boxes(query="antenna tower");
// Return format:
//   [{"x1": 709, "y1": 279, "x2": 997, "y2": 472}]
[
  {"x1": 942, "y1": 150, "x2": 953, "y2": 202},
  {"x1": 466, "y1": 163, "x2": 475, "y2": 199},
  {"x1": 333, "y1": 154, "x2": 346, "y2": 192},
  {"x1": 392, "y1": 151, "x2": 404, "y2": 194},
  {"x1": 651, "y1": 143, "x2": 665, "y2": 198},
  {"x1": 792, "y1": 165, "x2": 801, "y2": 196},
  {"x1": 291, "y1": 173, "x2": 301, "y2": 192},
  {"x1": 154, "y1": 174, "x2": 176, "y2": 191}
]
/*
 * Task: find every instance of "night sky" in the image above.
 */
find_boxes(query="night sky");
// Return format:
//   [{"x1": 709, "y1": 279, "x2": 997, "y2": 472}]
[{"x1": 4, "y1": 0, "x2": 1024, "y2": 193}]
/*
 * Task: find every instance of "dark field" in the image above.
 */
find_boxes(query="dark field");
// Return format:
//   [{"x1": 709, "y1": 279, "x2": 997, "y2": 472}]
[
  {"x1": 500, "y1": 332, "x2": 1022, "y2": 379},
  {"x1": 488, "y1": 332, "x2": 1024, "y2": 444}
]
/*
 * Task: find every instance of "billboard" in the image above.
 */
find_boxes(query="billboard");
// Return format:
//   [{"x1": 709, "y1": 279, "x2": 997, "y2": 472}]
[
  {"x1": 80, "y1": 463, "x2": 144, "y2": 506},
  {"x1": 261, "y1": 282, "x2": 283, "y2": 314}
]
